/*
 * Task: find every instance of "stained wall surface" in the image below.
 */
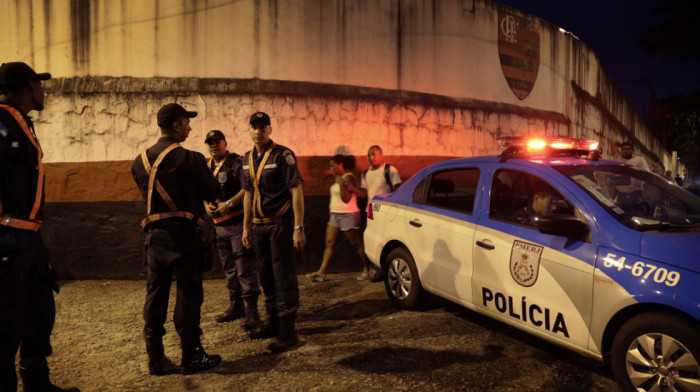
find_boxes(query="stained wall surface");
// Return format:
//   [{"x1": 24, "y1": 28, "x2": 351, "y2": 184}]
[{"x1": 1, "y1": 0, "x2": 669, "y2": 278}]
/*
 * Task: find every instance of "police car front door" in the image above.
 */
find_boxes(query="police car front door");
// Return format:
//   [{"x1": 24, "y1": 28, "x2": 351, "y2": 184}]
[{"x1": 473, "y1": 168, "x2": 596, "y2": 350}]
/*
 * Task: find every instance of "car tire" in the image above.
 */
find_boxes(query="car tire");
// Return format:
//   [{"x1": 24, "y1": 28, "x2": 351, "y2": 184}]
[
  {"x1": 384, "y1": 247, "x2": 424, "y2": 310},
  {"x1": 610, "y1": 312, "x2": 700, "y2": 392}
]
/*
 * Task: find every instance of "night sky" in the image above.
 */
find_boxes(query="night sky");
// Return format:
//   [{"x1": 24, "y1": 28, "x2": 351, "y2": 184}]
[{"x1": 495, "y1": 0, "x2": 700, "y2": 100}]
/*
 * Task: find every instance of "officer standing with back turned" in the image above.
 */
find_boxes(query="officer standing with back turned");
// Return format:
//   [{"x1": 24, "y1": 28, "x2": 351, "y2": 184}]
[
  {"x1": 0, "y1": 62, "x2": 80, "y2": 392},
  {"x1": 241, "y1": 112, "x2": 305, "y2": 353},
  {"x1": 131, "y1": 103, "x2": 222, "y2": 375},
  {"x1": 204, "y1": 130, "x2": 261, "y2": 330}
]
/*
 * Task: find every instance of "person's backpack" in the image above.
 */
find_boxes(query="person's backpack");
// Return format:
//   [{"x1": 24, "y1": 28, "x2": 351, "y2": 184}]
[{"x1": 363, "y1": 164, "x2": 394, "y2": 191}]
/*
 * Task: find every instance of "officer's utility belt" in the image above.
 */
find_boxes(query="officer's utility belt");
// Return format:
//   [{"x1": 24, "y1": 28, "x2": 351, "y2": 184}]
[
  {"x1": 251, "y1": 200, "x2": 291, "y2": 224},
  {"x1": 139, "y1": 143, "x2": 205, "y2": 230},
  {"x1": 248, "y1": 142, "x2": 292, "y2": 224},
  {"x1": 0, "y1": 215, "x2": 42, "y2": 231},
  {"x1": 0, "y1": 104, "x2": 44, "y2": 229}
]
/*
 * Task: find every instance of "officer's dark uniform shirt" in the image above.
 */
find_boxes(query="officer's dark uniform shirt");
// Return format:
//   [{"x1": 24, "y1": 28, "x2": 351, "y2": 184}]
[
  {"x1": 240, "y1": 140, "x2": 303, "y2": 217},
  {"x1": 209, "y1": 152, "x2": 244, "y2": 225},
  {"x1": 0, "y1": 101, "x2": 43, "y2": 221},
  {"x1": 132, "y1": 136, "x2": 219, "y2": 222}
]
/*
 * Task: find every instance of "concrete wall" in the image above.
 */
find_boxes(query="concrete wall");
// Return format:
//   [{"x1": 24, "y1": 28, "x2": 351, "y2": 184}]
[{"x1": 1, "y1": 0, "x2": 668, "y2": 278}]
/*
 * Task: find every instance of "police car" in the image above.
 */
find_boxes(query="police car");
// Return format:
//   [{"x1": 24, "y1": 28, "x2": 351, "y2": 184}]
[{"x1": 364, "y1": 137, "x2": 700, "y2": 392}]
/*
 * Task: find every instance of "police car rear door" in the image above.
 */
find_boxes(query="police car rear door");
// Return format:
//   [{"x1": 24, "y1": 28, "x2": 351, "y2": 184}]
[
  {"x1": 404, "y1": 165, "x2": 482, "y2": 304},
  {"x1": 473, "y1": 165, "x2": 597, "y2": 350}
]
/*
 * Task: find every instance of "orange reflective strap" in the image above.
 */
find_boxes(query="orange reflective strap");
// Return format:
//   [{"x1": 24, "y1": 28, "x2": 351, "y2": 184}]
[
  {"x1": 0, "y1": 104, "x2": 44, "y2": 222},
  {"x1": 210, "y1": 151, "x2": 229, "y2": 177},
  {"x1": 248, "y1": 143, "x2": 277, "y2": 221},
  {"x1": 212, "y1": 209, "x2": 244, "y2": 224},
  {"x1": 0, "y1": 215, "x2": 42, "y2": 231},
  {"x1": 143, "y1": 144, "x2": 181, "y2": 215},
  {"x1": 139, "y1": 211, "x2": 205, "y2": 230}
]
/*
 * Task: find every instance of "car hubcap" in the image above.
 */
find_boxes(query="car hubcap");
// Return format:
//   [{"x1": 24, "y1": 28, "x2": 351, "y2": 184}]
[
  {"x1": 625, "y1": 332, "x2": 700, "y2": 392},
  {"x1": 387, "y1": 257, "x2": 411, "y2": 300}
]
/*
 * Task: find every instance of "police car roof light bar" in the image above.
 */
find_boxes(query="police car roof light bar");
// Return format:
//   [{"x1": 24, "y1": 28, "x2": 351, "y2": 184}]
[{"x1": 497, "y1": 137, "x2": 600, "y2": 162}]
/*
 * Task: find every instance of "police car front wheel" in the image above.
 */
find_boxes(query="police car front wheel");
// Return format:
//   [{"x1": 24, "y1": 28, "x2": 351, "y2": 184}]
[
  {"x1": 611, "y1": 312, "x2": 700, "y2": 392},
  {"x1": 384, "y1": 247, "x2": 425, "y2": 310}
]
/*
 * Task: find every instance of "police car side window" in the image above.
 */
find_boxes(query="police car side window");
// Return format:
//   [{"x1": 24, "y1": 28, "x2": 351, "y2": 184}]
[
  {"x1": 423, "y1": 168, "x2": 480, "y2": 214},
  {"x1": 490, "y1": 169, "x2": 576, "y2": 227}
]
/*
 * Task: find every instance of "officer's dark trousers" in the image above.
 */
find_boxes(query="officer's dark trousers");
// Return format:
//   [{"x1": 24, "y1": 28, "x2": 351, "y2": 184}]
[
  {"x1": 215, "y1": 223, "x2": 260, "y2": 301},
  {"x1": 0, "y1": 229, "x2": 56, "y2": 392},
  {"x1": 143, "y1": 222, "x2": 204, "y2": 347},
  {"x1": 251, "y1": 213, "x2": 299, "y2": 318}
]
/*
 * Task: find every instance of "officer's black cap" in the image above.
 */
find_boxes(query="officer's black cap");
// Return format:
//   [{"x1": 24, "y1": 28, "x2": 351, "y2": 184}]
[
  {"x1": 0, "y1": 62, "x2": 51, "y2": 91},
  {"x1": 205, "y1": 130, "x2": 226, "y2": 143},
  {"x1": 249, "y1": 112, "x2": 271, "y2": 128},
  {"x1": 157, "y1": 103, "x2": 197, "y2": 127}
]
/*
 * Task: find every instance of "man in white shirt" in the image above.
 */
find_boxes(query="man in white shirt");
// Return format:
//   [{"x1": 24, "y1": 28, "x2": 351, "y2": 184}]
[
  {"x1": 611, "y1": 140, "x2": 649, "y2": 171},
  {"x1": 345, "y1": 145, "x2": 401, "y2": 282}
]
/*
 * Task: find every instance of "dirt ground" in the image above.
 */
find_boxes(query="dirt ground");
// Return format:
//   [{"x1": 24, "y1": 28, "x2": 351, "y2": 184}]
[{"x1": 39, "y1": 274, "x2": 621, "y2": 392}]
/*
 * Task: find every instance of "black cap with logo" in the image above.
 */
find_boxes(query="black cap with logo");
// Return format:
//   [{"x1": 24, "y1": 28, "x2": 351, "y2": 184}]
[
  {"x1": 249, "y1": 112, "x2": 271, "y2": 128},
  {"x1": 157, "y1": 103, "x2": 197, "y2": 127},
  {"x1": 0, "y1": 62, "x2": 51, "y2": 92},
  {"x1": 205, "y1": 130, "x2": 226, "y2": 143}
]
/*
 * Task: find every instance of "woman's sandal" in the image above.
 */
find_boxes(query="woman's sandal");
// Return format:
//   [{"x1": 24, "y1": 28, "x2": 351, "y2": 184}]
[{"x1": 306, "y1": 272, "x2": 327, "y2": 283}]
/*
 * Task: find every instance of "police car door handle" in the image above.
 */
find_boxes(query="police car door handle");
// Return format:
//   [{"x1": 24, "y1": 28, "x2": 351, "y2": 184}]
[
  {"x1": 409, "y1": 219, "x2": 422, "y2": 228},
  {"x1": 476, "y1": 240, "x2": 495, "y2": 250}
]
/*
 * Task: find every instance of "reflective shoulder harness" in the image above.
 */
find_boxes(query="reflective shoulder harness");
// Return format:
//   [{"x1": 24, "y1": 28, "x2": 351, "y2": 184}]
[
  {"x1": 207, "y1": 152, "x2": 244, "y2": 224},
  {"x1": 248, "y1": 143, "x2": 291, "y2": 224},
  {"x1": 139, "y1": 144, "x2": 206, "y2": 230},
  {"x1": 0, "y1": 104, "x2": 43, "y2": 231}
]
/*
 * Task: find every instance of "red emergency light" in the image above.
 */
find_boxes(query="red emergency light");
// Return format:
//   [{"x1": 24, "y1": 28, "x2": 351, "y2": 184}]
[{"x1": 497, "y1": 137, "x2": 600, "y2": 162}]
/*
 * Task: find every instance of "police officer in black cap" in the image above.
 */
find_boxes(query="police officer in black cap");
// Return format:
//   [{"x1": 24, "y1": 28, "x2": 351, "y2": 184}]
[
  {"x1": 241, "y1": 112, "x2": 305, "y2": 353},
  {"x1": 131, "y1": 103, "x2": 221, "y2": 375},
  {"x1": 204, "y1": 130, "x2": 261, "y2": 329},
  {"x1": 0, "y1": 62, "x2": 80, "y2": 392}
]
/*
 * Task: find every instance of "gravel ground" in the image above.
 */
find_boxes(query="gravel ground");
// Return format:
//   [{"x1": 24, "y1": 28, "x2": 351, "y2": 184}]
[{"x1": 39, "y1": 274, "x2": 621, "y2": 392}]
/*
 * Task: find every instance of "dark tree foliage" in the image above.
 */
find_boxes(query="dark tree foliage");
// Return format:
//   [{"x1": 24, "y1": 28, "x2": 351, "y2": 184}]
[
  {"x1": 637, "y1": 0, "x2": 700, "y2": 60},
  {"x1": 651, "y1": 92, "x2": 700, "y2": 174}
]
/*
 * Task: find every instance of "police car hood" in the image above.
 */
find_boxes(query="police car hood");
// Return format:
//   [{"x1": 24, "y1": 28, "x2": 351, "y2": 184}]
[{"x1": 640, "y1": 233, "x2": 700, "y2": 272}]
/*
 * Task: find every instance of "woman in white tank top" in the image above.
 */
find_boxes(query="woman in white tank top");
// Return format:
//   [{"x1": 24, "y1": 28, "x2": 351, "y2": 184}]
[{"x1": 306, "y1": 155, "x2": 371, "y2": 282}]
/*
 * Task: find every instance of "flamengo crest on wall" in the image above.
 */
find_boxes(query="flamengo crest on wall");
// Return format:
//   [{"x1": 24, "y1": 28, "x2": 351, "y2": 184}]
[{"x1": 498, "y1": 10, "x2": 541, "y2": 100}]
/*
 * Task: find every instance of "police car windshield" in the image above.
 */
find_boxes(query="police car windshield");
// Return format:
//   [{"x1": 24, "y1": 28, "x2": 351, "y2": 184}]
[{"x1": 554, "y1": 165, "x2": 700, "y2": 231}]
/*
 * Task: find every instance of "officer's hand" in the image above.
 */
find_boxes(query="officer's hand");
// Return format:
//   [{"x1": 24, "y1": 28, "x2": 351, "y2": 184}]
[
  {"x1": 214, "y1": 203, "x2": 229, "y2": 217},
  {"x1": 242, "y1": 227, "x2": 252, "y2": 249},
  {"x1": 293, "y1": 231, "x2": 306, "y2": 252},
  {"x1": 205, "y1": 202, "x2": 217, "y2": 216}
]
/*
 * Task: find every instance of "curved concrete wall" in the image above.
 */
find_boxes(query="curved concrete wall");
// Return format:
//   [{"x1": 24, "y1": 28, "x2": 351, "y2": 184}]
[{"x1": 1, "y1": 0, "x2": 669, "y2": 278}]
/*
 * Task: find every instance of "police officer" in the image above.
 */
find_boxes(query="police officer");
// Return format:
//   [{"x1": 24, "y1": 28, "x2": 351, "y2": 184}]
[
  {"x1": 131, "y1": 103, "x2": 221, "y2": 375},
  {"x1": 241, "y1": 112, "x2": 305, "y2": 353},
  {"x1": 204, "y1": 130, "x2": 261, "y2": 329},
  {"x1": 0, "y1": 62, "x2": 80, "y2": 392}
]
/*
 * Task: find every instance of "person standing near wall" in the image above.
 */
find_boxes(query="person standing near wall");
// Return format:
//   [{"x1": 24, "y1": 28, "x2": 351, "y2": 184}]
[
  {"x1": 131, "y1": 103, "x2": 221, "y2": 375},
  {"x1": 305, "y1": 154, "x2": 371, "y2": 282},
  {"x1": 345, "y1": 145, "x2": 402, "y2": 282},
  {"x1": 240, "y1": 112, "x2": 305, "y2": 353},
  {"x1": 0, "y1": 62, "x2": 80, "y2": 392},
  {"x1": 204, "y1": 130, "x2": 261, "y2": 330}
]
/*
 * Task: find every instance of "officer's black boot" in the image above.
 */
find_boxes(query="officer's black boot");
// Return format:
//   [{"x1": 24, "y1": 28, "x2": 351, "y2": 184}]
[
  {"x1": 248, "y1": 310, "x2": 278, "y2": 339},
  {"x1": 145, "y1": 339, "x2": 166, "y2": 376},
  {"x1": 20, "y1": 357, "x2": 81, "y2": 392},
  {"x1": 215, "y1": 297, "x2": 245, "y2": 323},
  {"x1": 243, "y1": 296, "x2": 261, "y2": 331},
  {"x1": 180, "y1": 338, "x2": 221, "y2": 375},
  {"x1": 267, "y1": 314, "x2": 298, "y2": 353}
]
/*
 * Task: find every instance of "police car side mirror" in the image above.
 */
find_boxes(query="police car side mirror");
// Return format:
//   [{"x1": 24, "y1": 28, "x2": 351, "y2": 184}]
[{"x1": 538, "y1": 215, "x2": 589, "y2": 239}]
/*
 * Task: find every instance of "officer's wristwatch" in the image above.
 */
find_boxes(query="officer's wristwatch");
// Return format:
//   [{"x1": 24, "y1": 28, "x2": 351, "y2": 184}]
[
  {"x1": 294, "y1": 226, "x2": 304, "y2": 232},
  {"x1": 225, "y1": 200, "x2": 233, "y2": 208}
]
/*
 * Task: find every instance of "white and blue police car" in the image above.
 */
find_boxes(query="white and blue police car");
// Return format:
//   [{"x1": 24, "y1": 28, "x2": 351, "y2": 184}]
[{"x1": 364, "y1": 137, "x2": 700, "y2": 392}]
